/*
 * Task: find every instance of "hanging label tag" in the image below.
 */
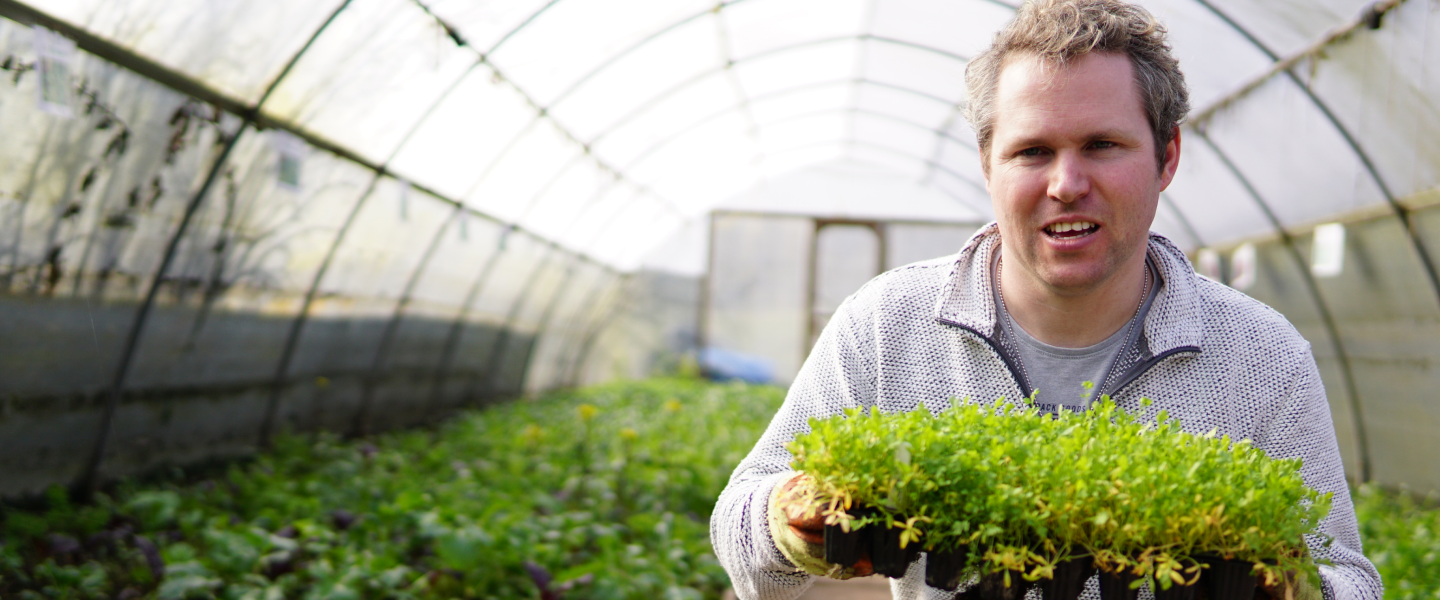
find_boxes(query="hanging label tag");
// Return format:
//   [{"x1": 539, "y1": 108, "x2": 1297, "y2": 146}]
[
  {"x1": 1310, "y1": 223, "x2": 1345, "y2": 278},
  {"x1": 397, "y1": 179, "x2": 411, "y2": 221},
  {"x1": 273, "y1": 131, "x2": 304, "y2": 191},
  {"x1": 1229, "y1": 243, "x2": 1257, "y2": 291},
  {"x1": 33, "y1": 26, "x2": 75, "y2": 118}
]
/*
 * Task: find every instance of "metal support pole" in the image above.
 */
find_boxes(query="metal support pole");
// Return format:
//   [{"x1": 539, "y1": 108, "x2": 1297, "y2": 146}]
[
  {"x1": 469, "y1": 246, "x2": 560, "y2": 403},
  {"x1": 565, "y1": 275, "x2": 631, "y2": 387},
  {"x1": 423, "y1": 230, "x2": 510, "y2": 419},
  {"x1": 78, "y1": 0, "x2": 354, "y2": 493},
  {"x1": 1197, "y1": 131, "x2": 1373, "y2": 483},
  {"x1": 258, "y1": 176, "x2": 380, "y2": 448},
  {"x1": 350, "y1": 206, "x2": 463, "y2": 437},
  {"x1": 1191, "y1": 0, "x2": 1440, "y2": 310}
]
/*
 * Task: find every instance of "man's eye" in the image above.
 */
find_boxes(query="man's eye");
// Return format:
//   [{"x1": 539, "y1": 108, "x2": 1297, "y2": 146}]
[
  {"x1": 1018, "y1": 147, "x2": 1046, "y2": 157},
  {"x1": 1090, "y1": 141, "x2": 1116, "y2": 150}
]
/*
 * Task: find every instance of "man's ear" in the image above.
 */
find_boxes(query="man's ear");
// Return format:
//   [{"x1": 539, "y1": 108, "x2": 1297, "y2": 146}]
[{"x1": 1158, "y1": 127, "x2": 1181, "y2": 191}]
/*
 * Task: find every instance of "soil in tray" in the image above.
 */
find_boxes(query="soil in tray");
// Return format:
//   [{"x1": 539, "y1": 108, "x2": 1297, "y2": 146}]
[
  {"x1": 923, "y1": 545, "x2": 969, "y2": 591},
  {"x1": 869, "y1": 523, "x2": 920, "y2": 578},
  {"x1": 823, "y1": 506, "x2": 876, "y2": 567},
  {"x1": 1098, "y1": 569, "x2": 1140, "y2": 600},
  {"x1": 1201, "y1": 557, "x2": 1259, "y2": 600},
  {"x1": 1152, "y1": 581, "x2": 1197, "y2": 600},
  {"x1": 976, "y1": 570, "x2": 1032, "y2": 600},
  {"x1": 1037, "y1": 558, "x2": 1094, "y2": 600},
  {"x1": 823, "y1": 519, "x2": 867, "y2": 567}
]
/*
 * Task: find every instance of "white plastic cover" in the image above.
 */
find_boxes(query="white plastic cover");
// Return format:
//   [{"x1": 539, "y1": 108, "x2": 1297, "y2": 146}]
[{"x1": 14, "y1": 0, "x2": 1439, "y2": 266}]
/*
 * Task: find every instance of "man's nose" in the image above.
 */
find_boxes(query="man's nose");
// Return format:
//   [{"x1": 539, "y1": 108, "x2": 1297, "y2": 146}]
[{"x1": 1047, "y1": 151, "x2": 1090, "y2": 203}]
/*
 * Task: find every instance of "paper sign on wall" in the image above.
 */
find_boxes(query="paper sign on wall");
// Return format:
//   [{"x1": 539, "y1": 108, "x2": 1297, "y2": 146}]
[
  {"x1": 1196, "y1": 248, "x2": 1221, "y2": 281},
  {"x1": 33, "y1": 26, "x2": 75, "y2": 118},
  {"x1": 273, "y1": 132, "x2": 304, "y2": 191},
  {"x1": 1311, "y1": 222, "x2": 1345, "y2": 278},
  {"x1": 1230, "y1": 243, "x2": 1257, "y2": 291}
]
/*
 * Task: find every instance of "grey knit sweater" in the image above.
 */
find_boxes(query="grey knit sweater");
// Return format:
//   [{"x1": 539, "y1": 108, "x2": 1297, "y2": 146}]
[{"x1": 711, "y1": 223, "x2": 1381, "y2": 600}]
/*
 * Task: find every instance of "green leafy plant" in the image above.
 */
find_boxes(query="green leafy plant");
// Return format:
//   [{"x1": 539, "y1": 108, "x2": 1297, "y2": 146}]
[
  {"x1": 0, "y1": 378, "x2": 784, "y2": 600},
  {"x1": 1353, "y1": 484, "x2": 1440, "y2": 600},
  {"x1": 787, "y1": 394, "x2": 1333, "y2": 592}
]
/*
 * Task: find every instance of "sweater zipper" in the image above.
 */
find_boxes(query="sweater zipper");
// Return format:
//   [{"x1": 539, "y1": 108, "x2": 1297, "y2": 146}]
[
  {"x1": 937, "y1": 318, "x2": 1033, "y2": 399},
  {"x1": 1106, "y1": 345, "x2": 1201, "y2": 399},
  {"x1": 938, "y1": 317, "x2": 1200, "y2": 403}
]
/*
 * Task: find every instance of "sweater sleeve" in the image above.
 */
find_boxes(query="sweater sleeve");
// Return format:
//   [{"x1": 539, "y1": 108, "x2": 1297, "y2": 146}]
[
  {"x1": 1254, "y1": 343, "x2": 1383, "y2": 600},
  {"x1": 710, "y1": 292, "x2": 880, "y2": 600}
]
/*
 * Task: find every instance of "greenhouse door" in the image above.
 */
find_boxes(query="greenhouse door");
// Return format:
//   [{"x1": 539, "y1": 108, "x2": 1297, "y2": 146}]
[{"x1": 808, "y1": 221, "x2": 885, "y2": 350}]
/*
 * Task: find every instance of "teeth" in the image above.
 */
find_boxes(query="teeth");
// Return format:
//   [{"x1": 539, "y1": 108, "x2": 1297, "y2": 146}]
[{"x1": 1047, "y1": 221, "x2": 1095, "y2": 233}]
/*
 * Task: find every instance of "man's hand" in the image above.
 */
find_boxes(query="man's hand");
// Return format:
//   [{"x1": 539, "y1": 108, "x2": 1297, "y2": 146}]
[
  {"x1": 777, "y1": 474, "x2": 825, "y2": 544},
  {"x1": 767, "y1": 473, "x2": 873, "y2": 578},
  {"x1": 1257, "y1": 569, "x2": 1322, "y2": 600}
]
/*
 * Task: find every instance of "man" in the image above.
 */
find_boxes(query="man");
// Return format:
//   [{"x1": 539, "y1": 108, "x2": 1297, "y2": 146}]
[{"x1": 710, "y1": 1, "x2": 1382, "y2": 599}]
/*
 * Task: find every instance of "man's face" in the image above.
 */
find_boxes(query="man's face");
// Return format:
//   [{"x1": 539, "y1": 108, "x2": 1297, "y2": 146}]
[{"x1": 985, "y1": 51, "x2": 1179, "y2": 295}]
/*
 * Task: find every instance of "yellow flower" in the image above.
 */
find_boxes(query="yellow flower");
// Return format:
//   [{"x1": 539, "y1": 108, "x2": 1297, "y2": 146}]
[
  {"x1": 620, "y1": 428, "x2": 638, "y2": 441},
  {"x1": 578, "y1": 404, "x2": 599, "y2": 422},
  {"x1": 663, "y1": 399, "x2": 682, "y2": 412},
  {"x1": 521, "y1": 424, "x2": 544, "y2": 443}
]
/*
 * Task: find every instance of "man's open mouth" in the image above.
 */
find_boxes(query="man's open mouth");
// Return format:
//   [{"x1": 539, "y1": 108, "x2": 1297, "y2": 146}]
[{"x1": 1044, "y1": 221, "x2": 1098, "y2": 240}]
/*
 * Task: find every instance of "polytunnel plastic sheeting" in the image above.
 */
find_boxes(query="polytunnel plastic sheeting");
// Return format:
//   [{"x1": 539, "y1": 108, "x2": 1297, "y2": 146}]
[
  {"x1": 720, "y1": 0, "x2": 868, "y2": 59},
  {"x1": 12, "y1": 0, "x2": 1440, "y2": 266},
  {"x1": 854, "y1": 83, "x2": 956, "y2": 131},
  {"x1": 1163, "y1": 135, "x2": 1280, "y2": 245},
  {"x1": 859, "y1": 40, "x2": 969, "y2": 103},
  {"x1": 486, "y1": 0, "x2": 718, "y2": 108},
  {"x1": 1196, "y1": 76, "x2": 1386, "y2": 230},
  {"x1": 542, "y1": 16, "x2": 722, "y2": 141},
  {"x1": 36, "y1": 0, "x2": 340, "y2": 103},
  {"x1": 867, "y1": 0, "x2": 1017, "y2": 60},
  {"x1": 524, "y1": 259, "x2": 610, "y2": 393},
  {"x1": 706, "y1": 214, "x2": 813, "y2": 383},
  {"x1": 1298, "y1": 4, "x2": 1440, "y2": 203},
  {"x1": 262, "y1": 0, "x2": 479, "y2": 165},
  {"x1": 382, "y1": 67, "x2": 543, "y2": 201},
  {"x1": 3, "y1": 0, "x2": 1440, "y2": 495}
]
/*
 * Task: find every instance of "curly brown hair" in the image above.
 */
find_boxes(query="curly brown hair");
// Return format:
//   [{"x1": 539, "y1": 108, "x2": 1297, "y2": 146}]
[{"x1": 964, "y1": 0, "x2": 1189, "y2": 174}]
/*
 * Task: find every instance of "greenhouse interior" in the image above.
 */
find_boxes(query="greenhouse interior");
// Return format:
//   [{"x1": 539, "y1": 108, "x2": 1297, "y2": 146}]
[{"x1": 0, "y1": 0, "x2": 1438, "y2": 598}]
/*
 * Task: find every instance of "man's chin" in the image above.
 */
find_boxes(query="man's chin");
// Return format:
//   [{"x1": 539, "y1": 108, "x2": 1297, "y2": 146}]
[{"x1": 1034, "y1": 269, "x2": 1111, "y2": 296}]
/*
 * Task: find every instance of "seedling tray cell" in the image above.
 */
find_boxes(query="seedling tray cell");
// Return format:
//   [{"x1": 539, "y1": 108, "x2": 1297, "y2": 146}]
[
  {"x1": 1038, "y1": 558, "x2": 1094, "y2": 600},
  {"x1": 1202, "y1": 558, "x2": 1259, "y2": 600},
  {"x1": 869, "y1": 521, "x2": 918, "y2": 578},
  {"x1": 924, "y1": 545, "x2": 969, "y2": 591},
  {"x1": 1098, "y1": 570, "x2": 1140, "y2": 600}
]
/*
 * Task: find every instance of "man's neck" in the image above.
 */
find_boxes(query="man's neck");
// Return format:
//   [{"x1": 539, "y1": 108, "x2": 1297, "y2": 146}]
[{"x1": 996, "y1": 246, "x2": 1149, "y2": 348}]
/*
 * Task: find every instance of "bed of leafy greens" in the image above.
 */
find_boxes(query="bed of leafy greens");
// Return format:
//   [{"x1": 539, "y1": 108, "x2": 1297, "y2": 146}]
[
  {"x1": 0, "y1": 378, "x2": 785, "y2": 600},
  {"x1": 1354, "y1": 483, "x2": 1440, "y2": 600},
  {"x1": 2, "y1": 378, "x2": 1433, "y2": 600},
  {"x1": 788, "y1": 396, "x2": 1332, "y2": 591}
]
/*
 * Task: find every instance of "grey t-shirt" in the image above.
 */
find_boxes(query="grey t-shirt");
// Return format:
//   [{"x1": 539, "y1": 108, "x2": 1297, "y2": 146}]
[{"x1": 994, "y1": 257, "x2": 1160, "y2": 407}]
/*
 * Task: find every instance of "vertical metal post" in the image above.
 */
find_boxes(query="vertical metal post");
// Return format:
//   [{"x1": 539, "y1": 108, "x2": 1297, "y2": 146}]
[
  {"x1": 258, "y1": 176, "x2": 381, "y2": 448},
  {"x1": 1197, "y1": 131, "x2": 1372, "y2": 483},
  {"x1": 350, "y1": 205, "x2": 463, "y2": 437},
  {"x1": 805, "y1": 219, "x2": 822, "y2": 355},
  {"x1": 80, "y1": 0, "x2": 355, "y2": 492},
  {"x1": 468, "y1": 245, "x2": 560, "y2": 403},
  {"x1": 565, "y1": 274, "x2": 630, "y2": 387},
  {"x1": 424, "y1": 228, "x2": 510, "y2": 419},
  {"x1": 697, "y1": 212, "x2": 716, "y2": 354}
]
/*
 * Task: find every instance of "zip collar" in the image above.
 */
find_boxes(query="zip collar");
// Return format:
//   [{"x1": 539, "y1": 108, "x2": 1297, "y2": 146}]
[{"x1": 934, "y1": 223, "x2": 1204, "y2": 397}]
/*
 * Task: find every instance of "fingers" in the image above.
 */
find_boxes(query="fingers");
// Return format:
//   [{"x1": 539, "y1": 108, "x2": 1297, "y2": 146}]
[
  {"x1": 788, "y1": 523, "x2": 824, "y2": 545},
  {"x1": 850, "y1": 555, "x2": 874, "y2": 577}
]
